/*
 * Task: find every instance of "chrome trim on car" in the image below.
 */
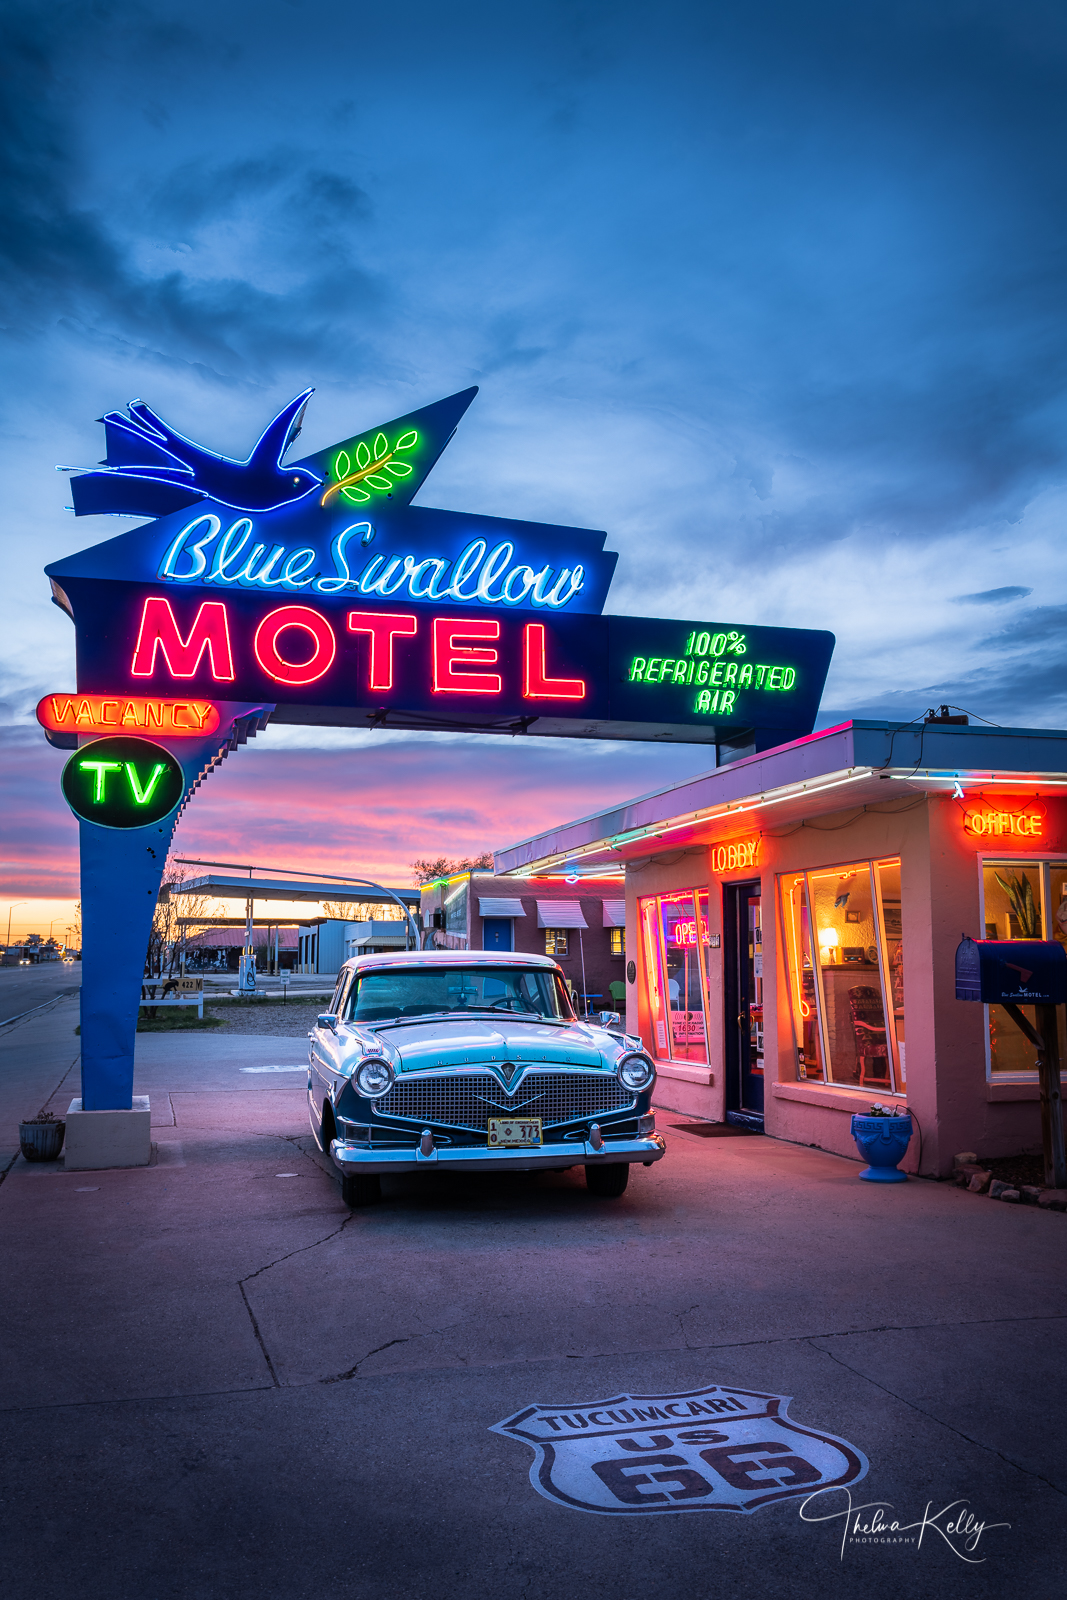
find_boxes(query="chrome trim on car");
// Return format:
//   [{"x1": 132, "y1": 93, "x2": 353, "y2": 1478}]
[
  {"x1": 371, "y1": 1068, "x2": 636, "y2": 1130},
  {"x1": 328, "y1": 1132, "x2": 666, "y2": 1176}
]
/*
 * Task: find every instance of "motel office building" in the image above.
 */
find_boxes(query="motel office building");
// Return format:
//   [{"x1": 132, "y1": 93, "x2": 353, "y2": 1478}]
[{"x1": 495, "y1": 720, "x2": 1067, "y2": 1175}]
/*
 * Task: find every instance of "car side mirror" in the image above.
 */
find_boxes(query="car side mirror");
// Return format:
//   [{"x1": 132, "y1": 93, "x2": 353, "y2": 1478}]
[
  {"x1": 598, "y1": 1010, "x2": 622, "y2": 1028},
  {"x1": 317, "y1": 1013, "x2": 339, "y2": 1033}
]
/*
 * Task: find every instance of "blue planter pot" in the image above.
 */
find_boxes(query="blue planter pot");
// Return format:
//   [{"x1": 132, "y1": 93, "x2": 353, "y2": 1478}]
[{"x1": 850, "y1": 1114, "x2": 912, "y2": 1183}]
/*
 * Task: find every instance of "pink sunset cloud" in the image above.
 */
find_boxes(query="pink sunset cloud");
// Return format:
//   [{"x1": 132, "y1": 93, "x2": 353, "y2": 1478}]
[{"x1": 0, "y1": 724, "x2": 712, "y2": 896}]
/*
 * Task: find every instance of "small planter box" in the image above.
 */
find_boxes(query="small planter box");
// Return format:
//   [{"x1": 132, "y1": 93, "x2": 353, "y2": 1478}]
[{"x1": 850, "y1": 1114, "x2": 913, "y2": 1183}]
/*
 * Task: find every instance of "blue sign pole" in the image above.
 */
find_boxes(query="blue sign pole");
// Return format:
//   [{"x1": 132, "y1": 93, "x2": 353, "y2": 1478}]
[{"x1": 73, "y1": 705, "x2": 271, "y2": 1110}]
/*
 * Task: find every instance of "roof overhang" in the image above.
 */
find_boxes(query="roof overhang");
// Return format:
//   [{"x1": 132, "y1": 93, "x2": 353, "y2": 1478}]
[{"x1": 494, "y1": 719, "x2": 1067, "y2": 876}]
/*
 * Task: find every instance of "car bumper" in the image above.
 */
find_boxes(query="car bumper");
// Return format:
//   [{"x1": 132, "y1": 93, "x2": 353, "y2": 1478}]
[{"x1": 328, "y1": 1132, "x2": 666, "y2": 1175}]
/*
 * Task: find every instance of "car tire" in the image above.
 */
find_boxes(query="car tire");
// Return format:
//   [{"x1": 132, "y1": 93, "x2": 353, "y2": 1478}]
[
  {"x1": 585, "y1": 1162, "x2": 629, "y2": 1197},
  {"x1": 341, "y1": 1173, "x2": 381, "y2": 1208}
]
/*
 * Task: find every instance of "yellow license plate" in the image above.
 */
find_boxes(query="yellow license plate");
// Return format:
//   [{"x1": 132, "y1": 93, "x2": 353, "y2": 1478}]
[{"x1": 488, "y1": 1117, "x2": 542, "y2": 1147}]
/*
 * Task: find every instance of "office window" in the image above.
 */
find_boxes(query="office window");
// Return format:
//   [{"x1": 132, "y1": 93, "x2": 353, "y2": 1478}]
[
  {"x1": 545, "y1": 929, "x2": 568, "y2": 956},
  {"x1": 982, "y1": 860, "x2": 1067, "y2": 1076},
  {"x1": 609, "y1": 927, "x2": 624, "y2": 957},
  {"x1": 779, "y1": 859, "x2": 904, "y2": 1094}
]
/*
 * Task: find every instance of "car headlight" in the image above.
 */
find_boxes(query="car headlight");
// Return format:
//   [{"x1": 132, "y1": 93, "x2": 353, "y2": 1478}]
[
  {"x1": 354, "y1": 1056, "x2": 395, "y2": 1097},
  {"x1": 617, "y1": 1052, "x2": 655, "y2": 1092}
]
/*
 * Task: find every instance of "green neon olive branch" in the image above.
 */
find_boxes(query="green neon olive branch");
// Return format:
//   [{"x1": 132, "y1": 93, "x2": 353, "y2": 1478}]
[{"x1": 322, "y1": 429, "x2": 419, "y2": 506}]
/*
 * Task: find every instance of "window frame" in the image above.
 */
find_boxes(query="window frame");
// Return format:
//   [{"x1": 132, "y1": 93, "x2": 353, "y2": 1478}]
[
  {"x1": 977, "y1": 855, "x2": 1067, "y2": 1082},
  {"x1": 777, "y1": 857, "x2": 904, "y2": 1096},
  {"x1": 609, "y1": 926, "x2": 624, "y2": 958},
  {"x1": 544, "y1": 928, "x2": 569, "y2": 957},
  {"x1": 637, "y1": 888, "x2": 715, "y2": 1063}
]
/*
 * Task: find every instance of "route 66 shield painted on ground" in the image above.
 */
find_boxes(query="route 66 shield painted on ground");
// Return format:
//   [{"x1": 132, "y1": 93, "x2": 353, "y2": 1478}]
[{"x1": 491, "y1": 1383, "x2": 868, "y2": 1516}]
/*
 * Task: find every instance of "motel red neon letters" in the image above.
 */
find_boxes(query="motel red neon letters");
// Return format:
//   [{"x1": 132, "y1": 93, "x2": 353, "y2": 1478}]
[
  {"x1": 127, "y1": 596, "x2": 588, "y2": 705},
  {"x1": 346, "y1": 612, "x2": 418, "y2": 692},
  {"x1": 523, "y1": 622, "x2": 586, "y2": 700},
  {"x1": 253, "y1": 606, "x2": 337, "y2": 686},
  {"x1": 432, "y1": 617, "x2": 502, "y2": 695},
  {"x1": 131, "y1": 597, "x2": 235, "y2": 680}
]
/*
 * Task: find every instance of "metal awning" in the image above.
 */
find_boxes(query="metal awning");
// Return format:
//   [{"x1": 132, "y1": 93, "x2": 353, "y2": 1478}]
[
  {"x1": 602, "y1": 900, "x2": 626, "y2": 927},
  {"x1": 170, "y1": 874, "x2": 420, "y2": 906},
  {"x1": 536, "y1": 900, "x2": 587, "y2": 929},
  {"x1": 478, "y1": 898, "x2": 527, "y2": 919}
]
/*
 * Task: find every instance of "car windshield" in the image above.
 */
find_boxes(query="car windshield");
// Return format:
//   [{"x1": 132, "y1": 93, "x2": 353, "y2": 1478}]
[{"x1": 344, "y1": 966, "x2": 574, "y2": 1023}]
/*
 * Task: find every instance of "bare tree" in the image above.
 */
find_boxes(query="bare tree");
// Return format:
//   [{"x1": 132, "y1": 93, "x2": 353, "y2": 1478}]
[
  {"x1": 411, "y1": 853, "x2": 493, "y2": 885},
  {"x1": 320, "y1": 899, "x2": 406, "y2": 922},
  {"x1": 146, "y1": 857, "x2": 222, "y2": 976}
]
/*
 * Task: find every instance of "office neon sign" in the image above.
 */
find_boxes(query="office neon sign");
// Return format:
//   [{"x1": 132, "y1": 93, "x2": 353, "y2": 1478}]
[{"x1": 963, "y1": 806, "x2": 1042, "y2": 839}]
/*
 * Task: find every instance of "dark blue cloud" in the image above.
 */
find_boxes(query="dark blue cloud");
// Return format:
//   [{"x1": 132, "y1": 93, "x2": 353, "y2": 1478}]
[{"x1": 953, "y1": 587, "x2": 1034, "y2": 605}]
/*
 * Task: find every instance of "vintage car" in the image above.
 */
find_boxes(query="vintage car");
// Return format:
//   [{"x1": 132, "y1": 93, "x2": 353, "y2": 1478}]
[{"x1": 308, "y1": 949, "x2": 665, "y2": 1206}]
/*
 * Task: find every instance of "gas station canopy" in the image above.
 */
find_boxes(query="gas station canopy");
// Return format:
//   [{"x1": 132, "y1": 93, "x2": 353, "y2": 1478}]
[{"x1": 170, "y1": 875, "x2": 420, "y2": 908}]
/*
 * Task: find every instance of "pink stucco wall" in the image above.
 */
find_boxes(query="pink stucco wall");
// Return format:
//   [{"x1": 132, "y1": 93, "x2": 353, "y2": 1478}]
[{"x1": 631, "y1": 793, "x2": 1062, "y2": 1174}]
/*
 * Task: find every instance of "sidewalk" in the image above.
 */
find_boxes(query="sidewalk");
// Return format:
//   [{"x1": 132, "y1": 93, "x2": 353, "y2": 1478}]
[{"x1": 0, "y1": 1008, "x2": 1063, "y2": 1599}]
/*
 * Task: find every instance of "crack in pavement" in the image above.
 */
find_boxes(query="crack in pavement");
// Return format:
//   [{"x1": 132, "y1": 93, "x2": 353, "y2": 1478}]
[
  {"x1": 807, "y1": 1335, "x2": 1067, "y2": 1498},
  {"x1": 0, "y1": 1049, "x2": 81, "y2": 1190},
  {"x1": 0, "y1": 1312, "x2": 1063, "y2": 1416},
  {"x1": 321, "y1": 1338, "x2": 413, "y2": 1383},
  {"x1": 237, "y1": 1134, "x2": 358, "y2": 1385}
]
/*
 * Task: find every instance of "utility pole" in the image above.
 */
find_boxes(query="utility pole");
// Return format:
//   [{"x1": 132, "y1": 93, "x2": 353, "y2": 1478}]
[{"x1": 6, "y1": 902, "x2": 26, "y2": 950}]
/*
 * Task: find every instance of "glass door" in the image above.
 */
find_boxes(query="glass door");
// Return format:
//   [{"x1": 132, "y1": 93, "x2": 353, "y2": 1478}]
[{"x1": 725, "y1": 882, "x2": 763, "y2": 1118}]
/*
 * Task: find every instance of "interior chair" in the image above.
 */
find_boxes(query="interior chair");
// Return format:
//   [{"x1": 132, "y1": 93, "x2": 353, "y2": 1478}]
[{"x1": 849, "y1": 985, "x2": 891, "y2": 1086}]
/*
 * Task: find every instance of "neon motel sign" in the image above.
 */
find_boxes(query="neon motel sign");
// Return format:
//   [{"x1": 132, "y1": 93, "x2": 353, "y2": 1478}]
[{"x1": 46, "y1": 385, "x2": 836, "y2": 747}]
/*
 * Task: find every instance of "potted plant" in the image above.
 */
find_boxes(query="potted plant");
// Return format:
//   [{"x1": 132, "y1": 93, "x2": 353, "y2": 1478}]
[
  {"x1": 19, "y1": 1109, "x2": 66, "y2": 1162},
  {"x1": 850, "y1": 1102, "x2": 913, "y2": 1183}
]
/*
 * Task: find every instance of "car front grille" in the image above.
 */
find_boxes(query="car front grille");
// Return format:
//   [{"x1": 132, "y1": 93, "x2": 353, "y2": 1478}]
[{"x1": 375, "y1": 1070, "x2": 635, "y2": 1130}]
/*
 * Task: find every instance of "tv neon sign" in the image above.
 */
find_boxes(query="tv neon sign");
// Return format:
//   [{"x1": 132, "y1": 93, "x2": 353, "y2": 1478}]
[
  {"x1": 37, "y1": 693, "x2": 221, "y2": 737},
  {"x1": 60, "y1": 736, "x2": 185, "y2": 828}
]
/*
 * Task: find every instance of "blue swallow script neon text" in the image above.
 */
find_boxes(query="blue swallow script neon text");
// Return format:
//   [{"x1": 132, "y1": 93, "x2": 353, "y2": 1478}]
[{"x1": 158, "y1": 515, "x2": 586, "y2": 608}]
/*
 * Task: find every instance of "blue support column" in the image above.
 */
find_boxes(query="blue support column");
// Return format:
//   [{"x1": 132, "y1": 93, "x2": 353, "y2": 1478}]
[{"x1": 76, "y1": 704, "x2": 272, "y2": 1111}]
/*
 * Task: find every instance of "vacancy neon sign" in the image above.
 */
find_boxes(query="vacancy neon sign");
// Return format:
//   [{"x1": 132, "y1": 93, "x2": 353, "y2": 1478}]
[
  {"x1": 37, "y1": 693, "x2": 221, "y2": 737},
  {"x1": 127, "y1": 595, "x2": 587, "y2": 700}
]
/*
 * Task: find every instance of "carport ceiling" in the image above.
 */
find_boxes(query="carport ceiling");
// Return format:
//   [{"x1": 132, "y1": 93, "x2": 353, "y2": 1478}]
[{"x1": 172, "y1": 875, "x2": 420, "y2": 905}]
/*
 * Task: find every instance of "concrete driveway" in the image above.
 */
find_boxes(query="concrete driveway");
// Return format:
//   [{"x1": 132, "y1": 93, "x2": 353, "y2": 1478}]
[{"x1": 0, "y1": 1003, "x2": 1062, "y2": 1599}]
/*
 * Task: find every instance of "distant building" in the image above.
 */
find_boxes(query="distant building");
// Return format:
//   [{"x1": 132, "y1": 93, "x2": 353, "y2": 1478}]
[
  {"x1": 419, "y1": 871, "x2": 626, "y2": 1013},
  {"x1": 297, "y1": 918, "x2": 411, "y2": 974}
]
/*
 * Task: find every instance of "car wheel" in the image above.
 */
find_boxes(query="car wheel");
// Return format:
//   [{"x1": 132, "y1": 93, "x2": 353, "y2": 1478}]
[
  {"x1": 341, "y1": 1173, "x2": 381, "y2": 1208},
  {"x1": 585, "y1": 1162, "x2": 629, "y2": 1197}
]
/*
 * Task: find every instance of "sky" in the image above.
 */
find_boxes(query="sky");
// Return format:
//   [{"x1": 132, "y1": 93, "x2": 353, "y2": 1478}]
[{"x1": 3, "y1": 0, "x2": 1067, "y2": 935}]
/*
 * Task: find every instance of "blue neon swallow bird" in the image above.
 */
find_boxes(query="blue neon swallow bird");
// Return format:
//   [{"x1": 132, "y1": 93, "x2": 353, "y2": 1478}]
[{"x1": 64, "y1": 390, "x2": 322, "y2": 517}]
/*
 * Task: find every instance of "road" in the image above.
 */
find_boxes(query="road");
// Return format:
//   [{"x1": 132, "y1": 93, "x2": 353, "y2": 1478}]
[
  {"x1": 0, "y1": 1007, "x2": 1062, "y2": 1600},
  {"x1": 0, "y1": 961, "x2": 79, "y2": 1026}
]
